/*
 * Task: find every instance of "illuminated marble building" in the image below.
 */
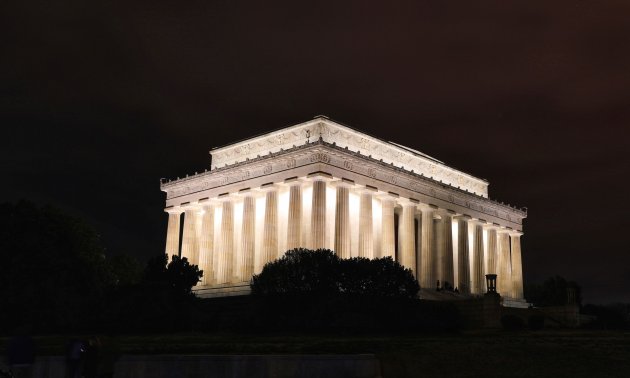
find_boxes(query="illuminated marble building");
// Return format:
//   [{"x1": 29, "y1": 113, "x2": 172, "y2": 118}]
[{"x1": 160, "y1": 117, "x2": 527, "y2": 306}]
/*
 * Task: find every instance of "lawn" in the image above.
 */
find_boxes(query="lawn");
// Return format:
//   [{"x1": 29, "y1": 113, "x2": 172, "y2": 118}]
[{"x1": 2, "y1": 330, "x2": 629, "y2": 377}]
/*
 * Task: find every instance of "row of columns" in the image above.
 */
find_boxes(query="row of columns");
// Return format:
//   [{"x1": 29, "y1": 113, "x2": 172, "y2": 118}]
[{"x1": 165, "y1": 179, "x2": 524, "y2": 299}]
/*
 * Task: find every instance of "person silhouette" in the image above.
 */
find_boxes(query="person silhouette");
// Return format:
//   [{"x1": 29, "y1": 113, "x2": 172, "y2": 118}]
[{"x1": 65, "y1": 338, "x2": 85, "y2": 378}]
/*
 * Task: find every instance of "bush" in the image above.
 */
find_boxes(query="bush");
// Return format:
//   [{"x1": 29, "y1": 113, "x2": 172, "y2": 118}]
[
  {"x1": 525, "y1": 276, "x2": 582, "y2": 307},
  {"x1": 501, "y1": 314, "x2": 525, "y2": 331},
  {"x1": 251, "y1": 248, "x2": 340, "y2": 296},
  {"x1": 339, "y1": 257, "x2": 419, "y2": 298},
  {"x1": 251, "y1": 249, "x2": 419, "y2": 298}
]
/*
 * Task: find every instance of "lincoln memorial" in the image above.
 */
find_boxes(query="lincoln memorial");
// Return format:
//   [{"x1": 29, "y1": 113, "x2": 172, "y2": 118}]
[{"x1": 160, "y1": 116, "x2": 528, "y2": 307}]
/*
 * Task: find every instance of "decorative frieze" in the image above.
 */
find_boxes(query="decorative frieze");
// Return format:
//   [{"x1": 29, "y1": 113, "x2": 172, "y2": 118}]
[{"x1": 162, "y1": 142, "x2": 526, "y2": 227}]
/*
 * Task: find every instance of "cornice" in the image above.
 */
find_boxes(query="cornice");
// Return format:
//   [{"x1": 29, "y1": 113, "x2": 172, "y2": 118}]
[{"x1": 161, "y1": 141, "x2": 527, "y2": 225}]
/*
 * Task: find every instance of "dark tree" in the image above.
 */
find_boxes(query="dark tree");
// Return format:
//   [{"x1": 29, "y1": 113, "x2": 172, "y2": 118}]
[
  {"x1": 144, "y1": 254, "x2": 203, "y2": 296},
  {"x1": 109, "y1": 253, "x2": 143, "y2": 287},
  {"x1": 339, "y1": 257, "x2": 419, "y2": 298},
  {"x1": 166, "y1": 255, "x2": 203, "y2": 296},
  {"x1": 525, "y1": 275, "x2": 582, "y2": 307},
  {"x1": 144, "y1": 253, "x2": 169, "y2": 284},
  {"x1": 103, "y1": 254, "x2": 202, "y2": 332},
  {"x1": 0, "y1": 201, "x2": 115, "y2": 331},
  {"x1": 251, "y1": 248, "x2": 419, "y2": 298},
  {"x1": 251, "y1": 248, "x2": 340, "y2": 296}
]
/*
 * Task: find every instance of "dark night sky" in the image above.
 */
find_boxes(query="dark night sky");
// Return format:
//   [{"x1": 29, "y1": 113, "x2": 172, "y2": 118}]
[{"x1": 1, "y1": 1, "x2": 629, "y2": 303}]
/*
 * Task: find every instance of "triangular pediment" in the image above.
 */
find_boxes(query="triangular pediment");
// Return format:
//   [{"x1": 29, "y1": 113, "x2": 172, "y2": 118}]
[{"x1": 210, "y1": 116, "x2": 488, "y2": 197}]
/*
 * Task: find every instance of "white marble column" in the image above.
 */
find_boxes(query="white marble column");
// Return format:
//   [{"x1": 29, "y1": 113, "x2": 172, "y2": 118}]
[
  {"x1": 485, "y1": 225, "x2": 498, "y2": 275},
  {"x1": 165, "y1": 210, "x2": 182, "y2": 262},
  {"x1": 471, "y1": 221, "x2": 485, "y2": 294},
  {"x1": 261, "y1": 188, "x2": 278, "y2": 266},
  {"x1": 456, "y1": 216, "x2": 471, "y2": 294},
  {"x1": 497, "y1": 230, "x2": 512, "y2": 297},
  {"x1": 400, "y1": 203, "x2": 417, "y2": 276},
  {"x1": 440, "y1": 213, "x2": 455, "y2": 288},
  {"x1": 181, "y1": 208, "x2": 200, "y2": 265},
  {"x1": 358, "y1": 190, "x2": 374, "y2": 258},
  {"x1": 217, "y1": 199, "x2": 234, "y2": 284},
  {"x1": 198, "y1": 204, "x2": 215, "y2": 285},
  {"x1": 510, "y1": 232, "x2": 524, "y2": 299},
  {"x1": 311, "y1": 180, "x2": 327, "y2": 249},
  {"x1": 380, "y1": 198, "x2": 396, "y2": 259},
  {"x1": 435, "y1": 215, "x2": 444, "y2": 286},
  {"x1": 239, "y1": 195, "x2": 256, "y2": 282},
  {"x1": 419, "y1": 205, "x2": 435, "y2": 289},
  {"x1": 286, "y1": 183, "x2": 302, "y2": 250},
  {"x1": 334, "y1": 184, "x2": 351, "y2": 258}
]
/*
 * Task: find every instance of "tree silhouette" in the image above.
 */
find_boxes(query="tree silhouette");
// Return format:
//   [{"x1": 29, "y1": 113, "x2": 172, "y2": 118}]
[
  {"x1": 251, "y1": 248, "x2": 419, "y2": 298},
  {"x1": 525, "y1": 275, "x2": 582, "y2": 307},
  {"x1": 144, "y1": 254, "x2": 202, "y2": 296},
  {"x1": 339, "y1": 257, "x2": 419, "y2": 298},
  {"x1": 0, "y1": 201, "x2": 114, "y2": 331},
  {"x1": 251, "y1": 248, "x2": 340, "y2": 295}
]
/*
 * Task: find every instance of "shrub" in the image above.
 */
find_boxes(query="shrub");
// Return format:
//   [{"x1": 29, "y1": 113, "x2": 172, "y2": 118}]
[
  {"x1": 339, "y1": 257, "x2": 419, "y2": 298},
  {"x1": 251, "y1": 248, "x2": 340, "y2": 296},
  {"x1": 525, "y1": 276, "x2": 582, "y2": 307},
  {"x1": 251, "y1": 249, "x2": 419, "y2": 298}
]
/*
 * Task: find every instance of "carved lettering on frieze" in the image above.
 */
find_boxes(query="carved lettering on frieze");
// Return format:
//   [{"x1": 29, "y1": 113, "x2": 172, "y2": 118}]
[
  {"x1": 388, "y1": 175, "x2": 398, "y2": 185},
  {"x1": 263, "y1": 165, "x2": 272, "y2": 174},
  {"x1": 286, "y1": 159, "x2": 296, "y2": 169},
  {"x1": 448, "y1": 194, "x2": 454, "y2": 202},
  {"x1": 429, "y1": 188, "x2": 436, "y2": 197},
  {"x1": 344, "y1": 160, "x2": 353, "y2": 170},
  {"x1": 310, "y1": 153, "x2": 330, "y2": 163},
  {"x1": 465, "y1": 201, "x2": 470, "y2": 208},
  {"x1": 220, "y1": 176, "x2": 229, "y2": 185},
  {"x1": 367, "y1": 168, "x2": 377, "y2": 178}
]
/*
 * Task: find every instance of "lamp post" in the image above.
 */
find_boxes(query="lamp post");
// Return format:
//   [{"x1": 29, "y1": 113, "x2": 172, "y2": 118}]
[{"x1": 485, "y1": 274, "x2": 497, "y2": 294}]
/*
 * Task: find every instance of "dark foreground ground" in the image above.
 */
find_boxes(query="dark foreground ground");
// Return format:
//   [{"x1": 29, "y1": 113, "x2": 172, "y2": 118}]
[{"x1": 2, "y1": 330, "x2": 630, "y2": 378}]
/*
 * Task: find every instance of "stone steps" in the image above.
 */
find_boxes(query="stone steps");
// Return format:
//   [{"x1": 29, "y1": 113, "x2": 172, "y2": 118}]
[{"x1": 193, "y1": 282, "x2": 252, "y2": 298}]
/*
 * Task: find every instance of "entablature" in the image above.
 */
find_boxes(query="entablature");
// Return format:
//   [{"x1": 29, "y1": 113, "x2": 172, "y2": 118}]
[{"x1": 161, "y1": 141, "x2": 526, "y2": 229}]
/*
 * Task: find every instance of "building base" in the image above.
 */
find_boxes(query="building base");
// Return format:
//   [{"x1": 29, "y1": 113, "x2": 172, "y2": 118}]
[
  {"x1": 193, "y1": 282, "x2": 252, "y2": 298},
  {"x1": 502, "y1": 297, "x2": 530, "y2": 308}
]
